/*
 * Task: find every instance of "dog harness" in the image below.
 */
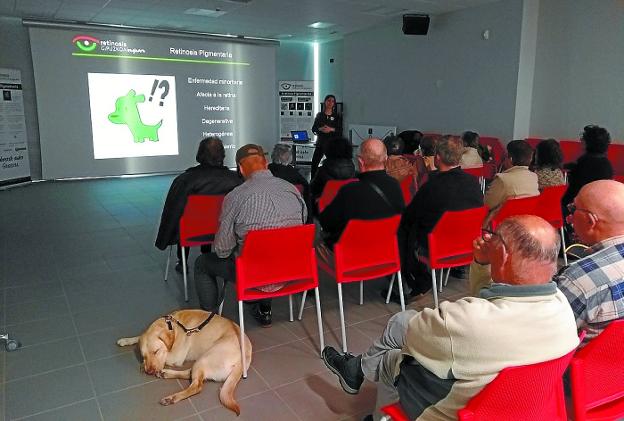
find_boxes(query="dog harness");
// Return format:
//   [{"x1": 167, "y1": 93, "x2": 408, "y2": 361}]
[{"x1": 162, "y1": 312, "x2": 216, "y2": 336}]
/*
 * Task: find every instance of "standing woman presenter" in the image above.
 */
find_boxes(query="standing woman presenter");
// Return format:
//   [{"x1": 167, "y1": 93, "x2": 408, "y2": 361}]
[{"x1": 311, "y1": 94, "x2": 342, "y2": 177}]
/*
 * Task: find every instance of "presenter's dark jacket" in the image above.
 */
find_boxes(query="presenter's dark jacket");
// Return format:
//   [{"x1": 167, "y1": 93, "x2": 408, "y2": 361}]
[
  {"x1": 310, "y1": 158, "x2": 356, "y2": 199},
  {"x1": 561, "y1": 153, "x2": 613, "y2": 215},
  {"x1": 319, "y1": 170, "x2": 404, "y2": 248},
  {"x1": 312, "y1": 111, "x2": 342, "y2": 146},
  {"x1": 268, "y1": 162, "x2": 312, "y2": 222},
  {"x1": 155, "y1": 164, "x2": 242, "y2": 250}
]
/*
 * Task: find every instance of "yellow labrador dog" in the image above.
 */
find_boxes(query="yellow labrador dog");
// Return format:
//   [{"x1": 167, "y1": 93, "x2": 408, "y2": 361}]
[{"x1": 117, "y1": 309, "x2": 251, "y2": 415}]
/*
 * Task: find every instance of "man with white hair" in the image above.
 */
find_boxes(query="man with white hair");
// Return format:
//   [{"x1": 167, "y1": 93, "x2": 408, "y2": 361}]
[{"x1": 268, "y1": 143, "x2": 311, "y2": 221}]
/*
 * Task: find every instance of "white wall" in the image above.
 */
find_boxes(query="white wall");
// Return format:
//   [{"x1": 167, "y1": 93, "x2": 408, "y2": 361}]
[
  {"x1": 319, "y1": 39, "x2": 344, "y2": 102},
  {"x1": 530, "y1": 0, "x2": 624, "y2": 140},
  {"x1": 276, "y1": 41, "x2": 314, "y2": 82},
  {"x1": 341, "y1": 0, "x2": 524, "y2": 141}
]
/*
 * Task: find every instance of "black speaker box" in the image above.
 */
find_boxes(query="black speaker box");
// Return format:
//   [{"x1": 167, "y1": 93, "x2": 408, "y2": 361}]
[{"x1": 402, "y1": 14, "x2": 430, "y2": 35}]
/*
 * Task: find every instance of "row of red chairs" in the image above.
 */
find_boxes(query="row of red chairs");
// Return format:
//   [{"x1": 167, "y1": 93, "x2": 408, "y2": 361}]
[{"x1": 382, "y1": 320, "x2": 624, "y2": 421}]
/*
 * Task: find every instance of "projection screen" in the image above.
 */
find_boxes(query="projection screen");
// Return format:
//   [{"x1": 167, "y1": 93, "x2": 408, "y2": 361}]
[{"x1": 27, "y1": 22, "x2": 278, "y2": 179}]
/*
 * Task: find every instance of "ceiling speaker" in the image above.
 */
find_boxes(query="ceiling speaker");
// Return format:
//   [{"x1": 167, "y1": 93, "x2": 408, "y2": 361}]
[{"x1": 402, "y1": 14, "x2": 430, "y2": 35}]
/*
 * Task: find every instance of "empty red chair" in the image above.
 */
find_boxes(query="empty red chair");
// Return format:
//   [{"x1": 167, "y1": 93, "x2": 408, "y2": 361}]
[
  {"x1": 462, "y1": 166, "x2": 486, "y2": 193},
  {"x1": 559, "y1": 139, "x2": 584, "y2": 164},
  {"x1": 570, "y1": 320, "x2": 624, "y2": 421},
  {"x1": 166, "y1": 195, "x2": 224, "y2": 302},
  {"x1": 418, "y1": 207, "x2": 488, "y2": 307},
  {"x1": 311, "y1": 215, "x2": 405, "y2": 352},
  {"x1": 607, "y1": 143, "x2": 624, "y2": 176},
  {"x1": 236, "y1": 224, "x2": 324, "y2": 378},
  {"x1": 536, "y1": 185, "x2": 568, "y2": 265},
  {"x1": 489, "y1": 195, "x2": 541, "y2": 230},
  {"x1": 525, "y1": 137, "x2": 543, "y2": 149},
  {"x1": 318, "y1": 178, "x2": 357, "y2": 213}
]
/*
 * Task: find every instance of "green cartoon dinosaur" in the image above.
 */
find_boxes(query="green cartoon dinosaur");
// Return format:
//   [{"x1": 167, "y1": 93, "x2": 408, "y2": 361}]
[{"x1": 108, "y1": 89, "x2": 162, "y2": 143}]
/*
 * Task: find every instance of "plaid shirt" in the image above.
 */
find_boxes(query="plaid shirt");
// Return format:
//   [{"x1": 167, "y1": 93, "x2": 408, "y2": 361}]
[{"x1": 555, "y1": 235, "x2": 624, "y2": 344}]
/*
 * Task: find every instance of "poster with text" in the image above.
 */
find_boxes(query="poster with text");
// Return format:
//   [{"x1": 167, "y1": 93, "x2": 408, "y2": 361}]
[
  {"x1": 0, "y1": 68, "x2": 31, "y2": 185},
  {"x1": 88, "y1": 73, "x2": 178, "y2": 159},
  {"x1": 278, "y1": 80, "x2": 314, "y2": 139}
]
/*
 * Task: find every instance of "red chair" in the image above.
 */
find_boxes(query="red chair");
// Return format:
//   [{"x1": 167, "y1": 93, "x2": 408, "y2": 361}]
[
  {"x1": 399, "y1": 175, "x2": 415, "y2": 205},
  {"x1": 381, "y1": 402, "x2": 409, "y2": 421},
  {"x1": 418, "y1": 207, "x2": 488, "y2": 307},
  {"x1": 559, "y1": 139, "x2": 584, "y2": 164},
  {"x1": 570, "y1": 320, "x2": 624, "y2": 421},
  {"x1": 607, "y1": 143, "x2": 624, "y2": 176},
  {"x1": 235, "y1": 224, "x2": 324, "y2": 378},
  {"x1": 537, "y1": 185, "x2": 568, "y2": 265},
  {"x1": 525, "y1": 137, "x2": 543, "y2": 149},
  {"x1": 614, "y1": 175, "x2": 624, "y2": 184},
  {"x1": 294, "y1": 183, "x2": 304, "y2": 193},
  {"x1": 318, "y1": 178, "x2": 357, "y2": 213},
  {"x1": 310, "y1": 215, "x2": 405, "y2": 352},
  {"x1": 462, "y1": 166, "x2": 486, "y2": 194},
  {"x1": 489, "y1": 195, "x2": 541, "y2": 230},
  {"x1": 479, "y1": 137, "x2": 505, "y2": 179},
  {"x1": 166, "y1": 195, "x2": 224, "y2": 302}
]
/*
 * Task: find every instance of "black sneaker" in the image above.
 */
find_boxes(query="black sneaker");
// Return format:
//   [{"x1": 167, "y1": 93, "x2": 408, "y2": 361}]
[
  {"x1": 322, "y1": 346, "x2": 364, "y2": 394},
  {"x1": 174, "y1": 262, "x2": 189, "y2": 274},
  {"x1": 251, "y1": 304, "x2": 272, "y2": 328}
]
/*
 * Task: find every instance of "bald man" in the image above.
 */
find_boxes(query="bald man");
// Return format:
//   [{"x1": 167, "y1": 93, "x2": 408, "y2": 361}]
[
  {"x1": 324, "y1": 215, "x2": 578, "y2": 421},
  {"x1": 554, "y1": 179, "x2": 624, "y2": 344},
  {"x1": 194, "y1": 144, "x2": 306, "y2": 327},
  {"x1": 318, "y1": 138, "x2": 405, "y2": 248}
]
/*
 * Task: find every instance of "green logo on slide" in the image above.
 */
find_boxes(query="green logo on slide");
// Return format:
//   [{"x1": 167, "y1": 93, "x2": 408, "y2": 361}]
[
  {"x1": 108, "y1": 90, "x2": 162, "y2": 143},
  {"x1": 72, "y1": 35, "x2": 99, "y2": 52}
]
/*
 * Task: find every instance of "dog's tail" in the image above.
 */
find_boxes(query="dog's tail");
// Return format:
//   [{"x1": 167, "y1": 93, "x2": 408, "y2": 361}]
[{"x1": 219, "y1": 361, "x2": 243, "y2": 416}]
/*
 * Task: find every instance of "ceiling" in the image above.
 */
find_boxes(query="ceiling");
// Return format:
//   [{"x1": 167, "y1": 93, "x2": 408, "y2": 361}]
[{"x1": 0, "y1": 0, "x2": 501, "y2": 42}]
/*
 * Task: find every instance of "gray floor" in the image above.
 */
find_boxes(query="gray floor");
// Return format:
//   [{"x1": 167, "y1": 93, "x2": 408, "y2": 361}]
[{"x1": 0, "y1": 175, "x2": 468, "y2": 421}]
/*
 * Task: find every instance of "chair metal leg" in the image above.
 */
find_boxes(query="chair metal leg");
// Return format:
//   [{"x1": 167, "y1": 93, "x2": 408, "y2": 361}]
[
  {"x1": 314, "y1": 287, "x2": 325, "y2": 356},
  {"x1": 337, "y1": 283, "x2": 348, "y2": 353},
  {"x1": 181, "y1": 247, "x2": 189, "y2": 302},
  {"x1": 560, "y1": 227, "x2": 568, "y2": 266},
  {"x1": 443, "y1": 268, "x2": 451, "y2": 287},
  {"x1": 439, "y1": 268, "x2": 444, "y2": 293},
  {"x1": 289, "y1": 295, "x2": 294, "y2": 322},
  {"x1": 431, "y1": 269, "x2": 439, "y2": 308},
  {"x1": 359, "y1": 281, "x2": 364, "y2": 305},
  {"x1": 386, "y1": 273, "x2": 396, "y2": 304},
  {"x1": 239, "y1": 300, "x2": 247, "y2": 379},
  {"x1": 218, "y1": 300, "x2": 224, "y2": 316},
  {"x1": 298, "y1": 290, "x2": 308, "y2": 321},
  {"x1": 164, "y1": 245, "x2": 172, "y2": 282},
  {"x1": 397, "y1": 271, "x2": 406, "y2": 312}
]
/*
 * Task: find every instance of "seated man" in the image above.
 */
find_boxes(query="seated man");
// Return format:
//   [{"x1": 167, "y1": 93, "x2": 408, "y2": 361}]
[
  {"x1": 155, "y1": 137, "x2": 241, "y2": 272},
  {"x1": 484, "y1": 139, "x2": 539, "y2": 212},
  {"x1": 318, "y1": 138, "x2": 404, "y2": 249},
  {"x1": 268, "y1": 143, "x2": 311, "y2": 222},
  {"x1": 323, "y1": 215, "x2": 579, "y2": 421},
  {"x1": 194, "y1": 144, "x2": 307, "y2": 327},
  {"x1": 398, "y1": 136, "x2": 483, "y2": 298}
]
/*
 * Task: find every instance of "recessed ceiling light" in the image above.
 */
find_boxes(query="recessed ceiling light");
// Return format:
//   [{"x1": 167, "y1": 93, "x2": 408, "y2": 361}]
[
  {"x1": 308, "y1": 21, "x2": 335, "y2": 29},
  {"x1": 184, "y1": 8, "x2": 227, "y2": 17}
]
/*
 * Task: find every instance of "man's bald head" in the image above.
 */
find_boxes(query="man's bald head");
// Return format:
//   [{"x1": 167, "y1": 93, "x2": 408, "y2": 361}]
[
  {"x1": 573, "y1": 180, "x2": 624, "y2": 244},
  {"x1": 358, "y1": 138, "x2": 387, "y2": 172}
]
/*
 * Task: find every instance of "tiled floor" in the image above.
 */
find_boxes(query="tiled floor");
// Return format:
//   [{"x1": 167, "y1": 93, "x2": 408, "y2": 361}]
[{"x1": 0, "y1": 175, "x2": 469, "y2": 421}]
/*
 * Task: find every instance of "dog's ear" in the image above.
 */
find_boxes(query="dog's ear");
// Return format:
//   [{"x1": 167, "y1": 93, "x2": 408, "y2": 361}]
[{"x1": 158, "y1": 329, "x2": 175, "y2": 351}]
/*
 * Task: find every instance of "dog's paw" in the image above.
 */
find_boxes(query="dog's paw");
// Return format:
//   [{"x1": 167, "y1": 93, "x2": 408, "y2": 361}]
[
  {"x1": 159, "y1": 396, "x2": 175, "y2": 406},
  {"x1": 155, "y1": 371, "x2": 165, "y2": 378},
  {"x1": 116, "y1": 336, "x2": 139, "y2": 347}
]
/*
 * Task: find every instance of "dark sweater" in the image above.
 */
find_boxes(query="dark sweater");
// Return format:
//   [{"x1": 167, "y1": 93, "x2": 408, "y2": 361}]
[
  {"x1": 562, "y1": 153, "x2": 613, "y2": 212},
  {"x1": 319, "y1": 170, "x2": 405, "y2": 248}
]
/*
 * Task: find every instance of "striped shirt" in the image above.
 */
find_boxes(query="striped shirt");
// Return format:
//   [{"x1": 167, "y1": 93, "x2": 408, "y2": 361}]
[
  {"x1": 214, "y1": 170, "x2": 307, "y2": 258},
  {"x1": 555, "y1": 235, "x2": 624, "y2": 344}
]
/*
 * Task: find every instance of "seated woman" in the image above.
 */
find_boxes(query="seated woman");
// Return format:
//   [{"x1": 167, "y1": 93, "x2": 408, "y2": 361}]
[
  {"x1": 384, "y1": 136, "x2": 417, "y2": 182},
  {"x1": 459, "y1": 131, "x2": 484, "y2": 168},
  {"x1": 533, "y1": 138, "x2": 565, "y2": 191},
  {"x1": 310, "y1": 137, "x2": 356, "y2": 202}
]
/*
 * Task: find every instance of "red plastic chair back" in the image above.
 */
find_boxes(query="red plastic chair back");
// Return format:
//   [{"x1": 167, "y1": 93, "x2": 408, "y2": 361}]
[
  {"x1": 614, "y1": 175, "x2": 624, "y2": 184},
  {"x1": 381, "y1": 402, "x2": 410, "y2": 421},
  {"x1": 571, "y1": 320, "x2": 624, "y2": 421},
  {"x1": 236, "y1": 224, "x2": 317, "y2": 301},
  {"x1": 607, "y1": 143, "x2": 624, "y2": 176},
  {"x1": 333, "y1": 215, "x2": 402, "y2": 284},
  {"x1": 462, "y1": 166, "x2": 485, "y2": 178},
  {"x1": 536, "y1": 185, "x2": 566, "y2": 229},
  {"x1": 318, "y1": 178, "x2": 357, "y2": 213},
  {"x1": 479, "y1": 137, "x2": 505, "y2": 167},
  {"x1": 559, "y1": 139, "x2": 584, "y2": 164},
  {"x1": 179, "y1": 195, "x2": 224, "y2": 247},
  {"x1": 490, "y1": 195, "x2": 540, "y2": 230},
  {"x1": 458, "y1": 347, "x2": 577, "y2": 421},
  {"x1": 525, "y1": 137, "x2": 543, "y2": 149},
  {"x1": 426, "y1": 207, "x2": 488, "y2": 269},
  {"x1": 399, "y1": 175, "x2": 414, "y2": 205}
]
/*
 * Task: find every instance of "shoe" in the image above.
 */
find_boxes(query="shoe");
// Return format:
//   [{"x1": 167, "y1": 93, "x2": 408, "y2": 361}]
[
  {"x1": 251, "y1": 304, "x2": 272, "y2": 328},
  {"x1": 362, "y1": 415, "x2": 373, "y2": 421},
  {"x1": 450, "y1": 266, "x2": 468, "y2": 279},
  {"x1": 322, "y1": 346, "x2": 364, "y2": 394},
  {"x1": 174, "y1": 261, "x2": 189, "y2": 274}
]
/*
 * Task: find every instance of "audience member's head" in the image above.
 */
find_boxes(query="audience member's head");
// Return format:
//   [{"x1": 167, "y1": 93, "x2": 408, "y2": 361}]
[
  {"x1": 570, "y1": 180, "x2": 624, "y2": 245},
  {"x1": 506, "y1": 139, "x2": 534, "y2": 167},
  {"x1": 271, "y1": 143, "x2": 292, "y2": 165},
  {"x1": 534, "y1": 138, "x2": 563, "y2": 170},
  {"x1": 196, "y1": 136, "x2": 225, "y2": 166},
  {"x1": 383, "y1": 136, "x2": 404, "y2": 156},
  {"x1": 325, "y1": 137, "x2": 353, "y2": 160},
  {"x1": 488, "y1": 215, "x2": 560, "y2": 285},
  {"x1": 434, "y1": 135, "x2": 463, "y2": 169},
  {"x1": 461, "y1": 131, "x2": 480, "y2": 149},
  {"x1": 420, "y1": 136, "x2": 438, "y2": 157},
  {"x1": 399, "y1": 130, "x2": 423, "y2": 154},
  {"x1": 357, "y1": 138, "x2": 387, "y2": 172},
  {"x1": 236, "y1": 144, "x2": 267, "y2": 179},
  {"x1": 581, "y1": 125, "x2": 611, "y2": 154}
]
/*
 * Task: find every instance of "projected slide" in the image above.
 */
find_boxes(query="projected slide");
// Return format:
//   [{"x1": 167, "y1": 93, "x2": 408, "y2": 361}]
[{"x1": 88, "y1": 73, "x2": 178, "y2": 159}]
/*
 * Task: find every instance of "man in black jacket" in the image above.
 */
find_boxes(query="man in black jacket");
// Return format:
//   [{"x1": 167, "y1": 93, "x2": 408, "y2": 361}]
[
  {"x1": 319, "y1": 138, "x2": 405, "y2": 249},
  {"x1": 399, "y1": 136, "x2": 483, "y2": 297},
  {"x1": 155, "y1": 137, "x2": 241, "y2": 272},
  {"x1": 268, "y1": 143, "x2": 312, "y2": 222}
]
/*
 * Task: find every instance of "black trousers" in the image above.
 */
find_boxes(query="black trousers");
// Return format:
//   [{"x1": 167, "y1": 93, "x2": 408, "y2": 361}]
[
  {"x1": 176, "y1": 244, "x2": 210, "y2": 262},
  {"x1": 310, "y1": 139, "x2": 326, "y2": 178},
  {"x1": 397, "y1": 225, "x2": 431, "y2": 294}
]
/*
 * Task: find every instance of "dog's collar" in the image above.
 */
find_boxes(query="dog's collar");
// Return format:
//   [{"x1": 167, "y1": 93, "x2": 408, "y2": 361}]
[{"x1": 162, "y1": 312, "x2": 216, "y2": 336}]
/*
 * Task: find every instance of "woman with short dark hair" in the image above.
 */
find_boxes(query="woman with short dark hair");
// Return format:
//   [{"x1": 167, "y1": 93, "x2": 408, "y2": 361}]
[
  {"x1": 311, "y1": 94, "x2": 342, "y2": 177},
  {"x1": 533, "y1": 138, "x2": 565, "y2": 191}
]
